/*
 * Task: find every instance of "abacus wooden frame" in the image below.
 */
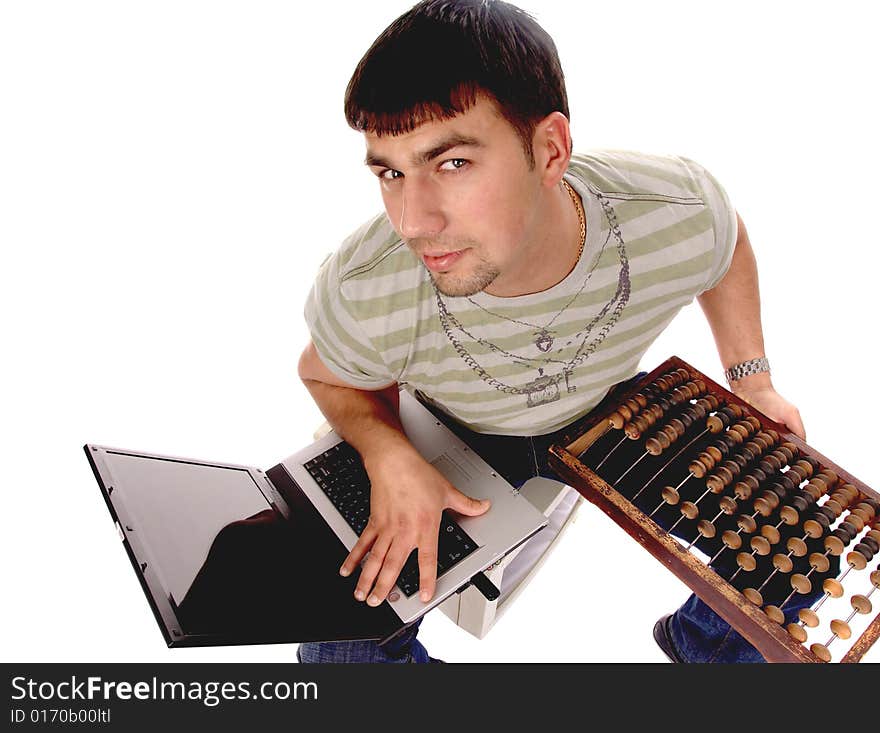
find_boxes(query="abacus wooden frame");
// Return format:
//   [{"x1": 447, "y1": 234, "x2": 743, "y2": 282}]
[{"x1": 547, "y1": 355, "x2": 879, "y2": 663}]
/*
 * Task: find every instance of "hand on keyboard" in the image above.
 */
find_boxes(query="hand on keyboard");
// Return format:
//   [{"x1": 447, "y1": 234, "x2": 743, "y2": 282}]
[{"x1": 337, "y1": 443, "x2": 490, "y2": 607}]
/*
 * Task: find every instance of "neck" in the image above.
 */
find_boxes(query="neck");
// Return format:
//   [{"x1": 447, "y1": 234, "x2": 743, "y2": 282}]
[{"x1": 483, "y1": 179, "x2": 584, "y2": 298}]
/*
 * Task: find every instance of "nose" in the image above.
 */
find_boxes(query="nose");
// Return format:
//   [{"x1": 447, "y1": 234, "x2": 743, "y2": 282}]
[{"x1": 398, "y1": 178, "x2": 445, "y2": 240}]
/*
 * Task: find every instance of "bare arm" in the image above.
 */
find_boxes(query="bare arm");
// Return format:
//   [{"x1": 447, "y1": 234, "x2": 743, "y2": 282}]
[
  {"x1": 298, "y1": 342, "x2": 489, "y2": 605},
  {"x1": 697, "y1": 213, "x2": 805, "y2": 438}
]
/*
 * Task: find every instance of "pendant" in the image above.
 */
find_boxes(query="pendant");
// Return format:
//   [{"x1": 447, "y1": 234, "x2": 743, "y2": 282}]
[
  {"x1": 525, "y1": 372, "x2": 560, "y2": 408},
  {"x1": 534, "y1": 329, "x2": 554, "y2": 353}
]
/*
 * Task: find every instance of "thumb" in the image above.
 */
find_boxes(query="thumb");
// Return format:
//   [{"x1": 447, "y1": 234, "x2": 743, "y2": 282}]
[{"x1": 447, "y1": 488, "x2": 491, "y2": 516}]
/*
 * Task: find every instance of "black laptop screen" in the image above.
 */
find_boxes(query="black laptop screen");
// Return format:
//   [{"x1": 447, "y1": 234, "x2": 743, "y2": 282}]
[
  {"x1": 93, "y1": 449, "x2": 404, "y2": 644},
  {"x1": 104, "y1": 452, "x2": 300, "y2": 634}
]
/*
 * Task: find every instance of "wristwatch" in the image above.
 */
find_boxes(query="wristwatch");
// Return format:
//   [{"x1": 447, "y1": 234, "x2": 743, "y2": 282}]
[{"x1": 724, "y1": 357, "x2": 770, "y2": 384}]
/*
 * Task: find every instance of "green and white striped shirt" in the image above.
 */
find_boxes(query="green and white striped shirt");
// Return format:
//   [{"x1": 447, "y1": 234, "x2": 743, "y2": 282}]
[{"x1": 304, "y1": 150, "x2": 736, "y2": 436}]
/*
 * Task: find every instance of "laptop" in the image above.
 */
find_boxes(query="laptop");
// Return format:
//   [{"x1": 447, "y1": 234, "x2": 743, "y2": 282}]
[{"x1": 84, "y1": 388, "x2": 548, "y2": 649}]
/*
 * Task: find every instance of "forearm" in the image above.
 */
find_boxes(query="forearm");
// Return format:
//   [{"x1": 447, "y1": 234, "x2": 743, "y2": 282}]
[
  {"x1": 697, "y1": 213, "x2": 772, "y2": 394},
  {"x1": 301, "y1": 378, "x2": 420, "y2": 464}
]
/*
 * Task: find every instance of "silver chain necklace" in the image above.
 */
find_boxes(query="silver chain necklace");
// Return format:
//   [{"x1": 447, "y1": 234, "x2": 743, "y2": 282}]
[{"x1": 434, "y1": 186, "x2": 631, "y2": 406}]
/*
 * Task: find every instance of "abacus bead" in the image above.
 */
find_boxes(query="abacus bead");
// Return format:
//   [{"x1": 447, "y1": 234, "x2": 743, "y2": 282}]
[
  {"x1": 810, "y1": 644, "x2": 832, "y2": 663},
  {"x1": 759, "y1": 456, "x2": 781, "y2": 474},
  {"x1": 697, "y1": 519, "x2": 717, "y2": 538},
  {"x1": 760, "y1": 525, "x2": 781, "y2": 545},
  {"x1": 738, "y1": 515, "x2": 757, "y2": 534},
  {"x1": 689, "y1": 458, "x2": 709, "y2": 478},
  {"x1": 705, "y1": 473, "x2": 727, "y2": 493},
  {"x1": 799, "y1": 608, "x2": 820, "y2": 627},
  {"x1": 846, "y1": 550, "x2": 868, "y2": 570},
  {"x1": 830, "y1": 619, "x2": 852, "y2": 640},
  {"x1": 852, "y1": 544, "x2": 875, "y2": 563},
  {"x1": 645, "y1": 437, "x2": 663, "y2": 455},
  {"x1": 823, "y1": 498, "x2": 844, "y2": 516},
  {"x1": 753, "y1": 497, "x2": 775, "y2": 516},
  {"x1": 824, "y1": 536, "x2": 845, "y2": 556},
  {"x1": 851, "y1": 594, "x2": 872, "y2": 614},
  {"x1": 736, "y1": 552, "x2": 757, "y2": 571},
  {"x1": 745, "y1": 416, "x2": 762, "y2": 431},
  {"x1": 751, "y1": 536, "x2": 771, "y2": 555},
  {"x1": 772, "y1": 554, "x2": 794, "y2": 573},
  {"x1": 794, "y1": 459, "x2": 815, "y2": 478},
  {"x1": 659, "y1": 427, "x2": 677, "y2": 446},
  {"x1": 719, "y1": 496, "x2": 738, "y2": 514},
  {"x1": 680, "y1": 501, "x2": 699, "y2": 520},
  {"x1": 787, "y1": 623, "x2": 808, "y2": 643},
  {"x1": 870, "y1": 569, "x2": 880, "y2": 588},
  {"x1": 706, "y1": 414, "x2": 727, "y2": 433},
  {"x1": 722, "y1": 530, "x2": 743, "y2": 550},
  {"x1": 780, "y1": 506, "x2": 800, "y2": 525},
  {"x1": 815, "y1": 506, "x2": 838, "y2": 524},
  {"x1": 742, "y1": 588, "x2": 763, "y2": 606},
  {"x1": 822, "y1": 578, "x2": 844, "y2": 598},
  {"x1": 790, "y1": 574, "x2": 812, "y2": 594},
  {"x1": 804, "y1": 516, "x2": 828, "y2": 537},
  {"x1": 809, "y1": 552, "x2": 830, "y2": 572},
  {"x1": 790, "y1": 496, "x2": 809, "y2": 513},
  {"x1": 661, "y1": 486, "x2": 680, "y2": 505},
  {"x1": 764, "y1": 605, "x2": 785, "y2": 625},
  {"x1": 787, "y1": 537, "x2": 808, "y2": 556},
  {"x1": 610, "y1": 412, "x2": 627, "y2": 429},
  {"x1": 773, "y1": 473, "x2": 798, "y2": 493}
]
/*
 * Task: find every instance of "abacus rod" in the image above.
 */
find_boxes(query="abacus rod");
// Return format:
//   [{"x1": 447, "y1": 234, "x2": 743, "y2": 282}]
[
  {"x1": 594, "y1": 432, "x2": 628, "y2": 471},
  {"x1": 630, "y1": 426, "x2": 709, "y2": 501},
  {"x1": 612, "y1": 450, "x2": 651, "y2": 488}
]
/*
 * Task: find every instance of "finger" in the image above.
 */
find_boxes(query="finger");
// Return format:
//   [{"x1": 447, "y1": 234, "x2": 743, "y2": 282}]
[
  {"x1": 448, "y1": 489, "x2": 491, "y2": 516},
  {"x1": 366, "y1": 539, "x2": 413, "y2": 606},
  {"x1": 785, "y1": 408, "x2": 806, "y2": 441},
  {"x1": 339, "y1": 525, "x2": 377, "y2": 577},
  {"x1": 416, "y1": 533, "x2": 439, "y2": 603},
  {"x1": 354, "y1": 534, "x2": 392, "y2": 602}
]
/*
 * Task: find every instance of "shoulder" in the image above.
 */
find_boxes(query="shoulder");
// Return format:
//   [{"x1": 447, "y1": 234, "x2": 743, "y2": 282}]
[
  {"x1": 568, "y1": 149, "x2": 711, "y2": 202},
  {"x1": 321, "y1": 213, "x2": 424, "y2": 293}
]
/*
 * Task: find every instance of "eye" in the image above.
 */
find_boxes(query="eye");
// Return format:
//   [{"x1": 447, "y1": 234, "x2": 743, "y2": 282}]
[
  {"x1": 378, "y1": 169, "x2": 403, "y2": 181},
  {"x1": 440, "y1": 158, "x2": 468, "y2": 172}
]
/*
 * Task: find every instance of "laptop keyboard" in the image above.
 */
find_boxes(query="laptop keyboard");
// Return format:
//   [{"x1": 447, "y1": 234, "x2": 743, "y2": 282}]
[{"x1": 304, "y1": 441, "x2": 479, "y2": 598}]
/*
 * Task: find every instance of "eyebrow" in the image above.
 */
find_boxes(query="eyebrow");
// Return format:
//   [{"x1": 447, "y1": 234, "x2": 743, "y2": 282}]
[{"x1": 365, "y1": 134, "x2": 483, "y2": 170}]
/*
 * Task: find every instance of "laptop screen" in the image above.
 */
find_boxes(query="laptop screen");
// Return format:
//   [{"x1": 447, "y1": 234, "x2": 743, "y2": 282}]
[
  {"x1": 102, "y1": 451, "x2": 300, "y2": 634},
  {"x1": 91, "y1": 448, "x2": 405, "y2": 644}
]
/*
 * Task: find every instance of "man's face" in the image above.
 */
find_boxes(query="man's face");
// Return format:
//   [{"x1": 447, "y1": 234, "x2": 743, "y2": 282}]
[{"x1": 364, "y1": 97, "x2": 543, "y2": 297}]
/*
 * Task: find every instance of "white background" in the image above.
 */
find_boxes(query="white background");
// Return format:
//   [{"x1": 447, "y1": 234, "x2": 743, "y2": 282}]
[{"x1": 2, "y1": 0, "x2": 877, "y2": 663}]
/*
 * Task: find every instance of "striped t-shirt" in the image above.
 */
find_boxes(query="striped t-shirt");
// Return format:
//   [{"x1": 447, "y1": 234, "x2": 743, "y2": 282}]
[{"x1": 304, "y1": 150, "x2": 737, "y2": 436}]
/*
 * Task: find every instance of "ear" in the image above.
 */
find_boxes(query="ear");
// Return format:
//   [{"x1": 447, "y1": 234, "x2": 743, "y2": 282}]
[{"x1": 532, "y1": 111, "x2": 572, "y2": 188}]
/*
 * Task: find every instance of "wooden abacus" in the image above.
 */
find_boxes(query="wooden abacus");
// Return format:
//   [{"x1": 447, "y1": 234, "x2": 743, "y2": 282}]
[{"x1": 547, "y1": 355, "x2": 880, "y2": 663}]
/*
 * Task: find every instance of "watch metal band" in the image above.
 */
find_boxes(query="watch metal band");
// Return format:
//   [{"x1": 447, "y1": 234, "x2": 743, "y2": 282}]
[{"x1": 724, "y1": 357, "x2": 771, "y2": 384}]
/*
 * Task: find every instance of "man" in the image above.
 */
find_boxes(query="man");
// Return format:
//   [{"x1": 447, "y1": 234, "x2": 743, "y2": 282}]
[{"x1": 296, "y1": 0, "x2": 804, "y2": 663}]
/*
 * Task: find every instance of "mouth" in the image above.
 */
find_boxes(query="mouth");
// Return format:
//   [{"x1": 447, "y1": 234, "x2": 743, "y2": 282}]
[{"x1": 422, "y1": 249, "x2": 466, "y2": 272}]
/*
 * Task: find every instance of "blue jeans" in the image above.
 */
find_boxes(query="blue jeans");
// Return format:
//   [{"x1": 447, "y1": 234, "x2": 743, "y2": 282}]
[{"x1": 297, "y1": 373, "x2": 819, "y2": 663}]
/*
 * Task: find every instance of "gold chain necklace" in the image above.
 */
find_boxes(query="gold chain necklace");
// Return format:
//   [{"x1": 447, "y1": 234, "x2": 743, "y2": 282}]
[{"x1": 562, "y1": 178, "x2": 586, "y2": 263}]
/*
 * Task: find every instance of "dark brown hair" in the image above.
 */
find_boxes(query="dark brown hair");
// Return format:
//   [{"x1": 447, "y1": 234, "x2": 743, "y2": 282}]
[{"x1": 344, "y1": 0, "x2": 569, "y2": 166}]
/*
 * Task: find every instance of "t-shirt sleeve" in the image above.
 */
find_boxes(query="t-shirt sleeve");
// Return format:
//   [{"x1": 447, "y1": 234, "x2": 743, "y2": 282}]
[
  {"x1": 303, "y1": 245, "x2": 396, "y2": 390},
  {"x1": 680, "y1": 157, "x2": 738, "y2": 294}
]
